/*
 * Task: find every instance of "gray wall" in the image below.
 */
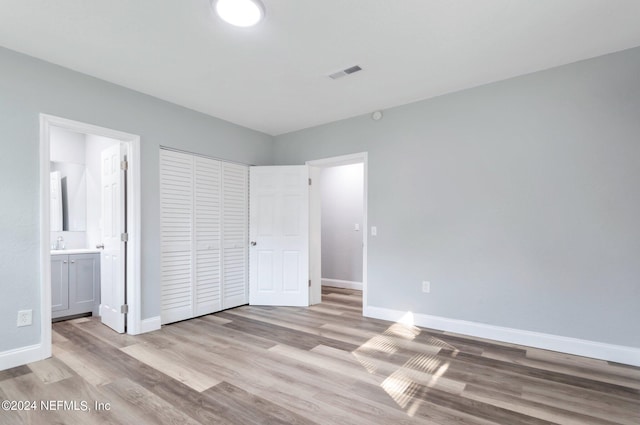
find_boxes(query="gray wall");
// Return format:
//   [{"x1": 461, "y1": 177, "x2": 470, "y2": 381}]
[
  {"x1": 275, "y1": 47, "x2": 640, "y2": 347},
  {"x1": 321, "y1": 164, "x2": 364, "y2": 282},
  {"x1": 0, "y1": 46, "x2": 273, "y2": 352}
]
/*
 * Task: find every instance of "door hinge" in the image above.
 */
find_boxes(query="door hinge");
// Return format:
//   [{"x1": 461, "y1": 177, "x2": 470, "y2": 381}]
[
  {"x1": 309, "y1": 279, "x2": 311, "y2": 287},
  {"x1": 121, "y1": 160, "x2": 128, "y2": 171},
  {"x1": 308, "y1": 178, "x2": 312, "y2": 186},
  {"x1": 121, "y1": 233, "x2": 129, "y2": 242},
  {"x1": 120, "y1": 304, "x2": 129, "y2": 314}
]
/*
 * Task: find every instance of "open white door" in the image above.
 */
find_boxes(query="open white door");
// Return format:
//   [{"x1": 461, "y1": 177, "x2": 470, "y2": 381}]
[
  {"x1": 249, "y1": 166, "x2": 309, "y2": 306},
  {"x1": 99, "y1": 144, "x2": 126, "y2": 333}
]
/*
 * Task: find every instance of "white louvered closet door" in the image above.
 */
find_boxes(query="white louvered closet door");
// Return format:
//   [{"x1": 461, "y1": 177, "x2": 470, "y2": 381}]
[
  {"x1": 160, "y1": 150, "x2": 194, "y2": 324},
  {"x1": 160, "y1": 149, "x2": 249, "y2": 325},
  {"x1": 194, "y1": 157, "x2": 222, "y2": 316},
  {"x1": 222, "y1": 162, "x2": 249, "y2": 309}
]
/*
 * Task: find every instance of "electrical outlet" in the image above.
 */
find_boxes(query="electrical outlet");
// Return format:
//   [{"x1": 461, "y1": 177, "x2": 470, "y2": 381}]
[
  {"x1": 422, "y1": 281, "x2": 431, "y2": 293},
  {"x1": 17, "y1": 310, "x2": 32, "y2": 327}
]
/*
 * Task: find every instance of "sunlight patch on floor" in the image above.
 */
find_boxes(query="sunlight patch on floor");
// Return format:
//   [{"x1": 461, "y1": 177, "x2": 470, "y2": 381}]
[{"x1": 351, "y1": 311, "x2": 456, "y2": 415}]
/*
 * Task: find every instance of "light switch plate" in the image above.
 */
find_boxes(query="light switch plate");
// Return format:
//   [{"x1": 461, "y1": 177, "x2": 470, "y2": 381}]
[
  {"x1": 422, "y1": 281, "x2": 431, "y2": 293},
  {"x1": 371, "y1": 226, "x2": 377, "y2": 236}
]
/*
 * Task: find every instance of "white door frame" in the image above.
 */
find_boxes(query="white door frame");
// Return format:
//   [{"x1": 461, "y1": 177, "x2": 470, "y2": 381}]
[
  {"x1": 306, "y1": 152, "x2": 368, "y2": 309},
  {"x1": 40, "y1": 114, "x2": 142, "y2": 357}
]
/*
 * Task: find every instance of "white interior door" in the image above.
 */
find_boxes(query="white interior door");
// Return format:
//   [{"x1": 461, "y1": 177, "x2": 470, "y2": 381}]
[
  {"x1": 249, "y1": 166, "x2": 309, "y2": 306},
  {"x1": 100, "y1": 143, "x2": 126, "y2": 333}
]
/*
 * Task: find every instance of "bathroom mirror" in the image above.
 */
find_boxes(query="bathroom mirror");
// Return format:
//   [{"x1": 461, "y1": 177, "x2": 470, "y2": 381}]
[{"x1": 50, "y1": 161, "x2": 87, "y2": 231}]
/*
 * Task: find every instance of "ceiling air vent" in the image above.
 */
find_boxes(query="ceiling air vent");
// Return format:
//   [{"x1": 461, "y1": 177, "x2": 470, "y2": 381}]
[{"x1": 329, "y1": 65, "x2": 362, "y2": 80}]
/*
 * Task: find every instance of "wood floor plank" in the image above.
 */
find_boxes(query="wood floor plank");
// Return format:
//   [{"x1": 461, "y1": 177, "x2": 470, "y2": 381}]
[
  {"x1": 463, "y1": 384, "x2": 625, "y2": 425},
  {"x1": 53, "y1": 322, "x2": 172, "y2": 390},
  {"x1": 54, "y1": 347, "x2": 116, "y2": 387},
  {"x1": 483, "y1": 348, "x2": 640, "y2": 389},
  {"x1": 449, "y1": 350, "x2": 640, "y2": 400},
  {"x1": 346, "y1": 378, "x2": 501, "y2": 425},
  {"x1": 27, "y1": 356, "x2": 76, "y2": 384},
  {"x1": 0, "y1": 364, "x2": 31, "y2": 382},
  {"x1": 0, "y1": 373, "x2": 71, "y2": 425},
  {"x1": 312, "y1": 390, "x2": 428, "y2": 425},
  {"x1": 521, "y1": 380, "x2": 640, "y2": 425},
  {"x1": 216, "y1": 310, "x2": 360, "y2": 352},
  {"x1": 70, "y1": 318, "x2": 140, "y2": 349},
  {"x1": 51, "y1": 329, "x2": 69, "y2": 344},
  {"x1": 103, "y1": 378, "x2": 205, "y2": 425},
  {"x1": 178, "y1": 315, "x2": 278, "y2": 350},
  {"x1": 120, "y1": 343, "x2": 221, "y2": 392},
  {"x1": 269, "y1": 343, "x2": 383, "y2": 386},
  {"x1": 203, "y1": 381, "x2": 321, "y2": 425}
]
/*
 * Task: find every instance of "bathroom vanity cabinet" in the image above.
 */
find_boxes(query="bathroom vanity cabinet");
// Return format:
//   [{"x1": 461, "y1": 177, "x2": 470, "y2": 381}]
[{"x1": 51, "y1": 252, "x2": 100, "y2": 320}]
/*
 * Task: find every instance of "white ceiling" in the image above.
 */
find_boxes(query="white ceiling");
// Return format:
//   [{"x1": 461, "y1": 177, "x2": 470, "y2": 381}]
[{"x1": 1, "y1": 0, "x2": 640, "y2": 136}]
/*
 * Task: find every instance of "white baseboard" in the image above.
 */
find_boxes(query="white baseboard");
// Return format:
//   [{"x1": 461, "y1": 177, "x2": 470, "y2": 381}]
[
  {"x1": 363, "y1": 305, "x2": 640, "y2": 367},
  {"x1": 137, "y1": 316, "x2": 161, "y2": 334},
  {"x1": 322, "y1": 278, "x2": 363, "y2": 290},
  {"x1": 0, "y1": 343, "x2": 50, "y2": 372}
]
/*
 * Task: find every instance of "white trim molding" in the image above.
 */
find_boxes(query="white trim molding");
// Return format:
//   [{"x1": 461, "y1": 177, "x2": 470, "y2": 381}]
[
  {"x1": 29, "y1": 114, "x2": 144, "y2": 371},
  {"x1": 0, "y1": 344, "x2": 49, "y2": 371},
  {"x1": 307, "y1": 152, "x2": 368, "y2": 310},
  {"x1": 364, "y1": 306, "x2": 640, "y2": 367},
  {"x1": 137, "y1": 316, "x2": 162, "y2": 334},
  {"x1": 322, "y1": 278, "x2": 363, "y2": 291}
]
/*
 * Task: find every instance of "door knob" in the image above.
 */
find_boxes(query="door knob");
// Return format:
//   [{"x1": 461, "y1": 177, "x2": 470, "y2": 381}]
[
  {"x1": 250, "y1": 241, "x2": 257, "y2": 246},
  {"x1": 96, "y1": 243, "x2": 105, "y2": 249}
]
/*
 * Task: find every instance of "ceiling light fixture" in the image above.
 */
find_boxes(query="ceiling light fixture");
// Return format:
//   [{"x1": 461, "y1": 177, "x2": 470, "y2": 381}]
[{"x1": 213, "y1": 0, "x2": 265, "y2": 27}]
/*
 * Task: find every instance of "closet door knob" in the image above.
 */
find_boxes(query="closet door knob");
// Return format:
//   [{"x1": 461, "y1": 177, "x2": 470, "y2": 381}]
[{"x1": 250, "y1": 241, "x2": 257, "y2": 246}]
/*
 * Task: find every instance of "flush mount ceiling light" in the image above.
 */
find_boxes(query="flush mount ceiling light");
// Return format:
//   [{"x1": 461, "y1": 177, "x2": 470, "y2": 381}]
[{"x1": 213, "y1": 0, "x2": 265, "y2": 27}]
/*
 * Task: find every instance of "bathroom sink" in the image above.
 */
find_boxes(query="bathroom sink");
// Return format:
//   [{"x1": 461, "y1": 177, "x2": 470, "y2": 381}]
[{"x1": 50, "y1": 248, "x2": 101, "y2": 255}]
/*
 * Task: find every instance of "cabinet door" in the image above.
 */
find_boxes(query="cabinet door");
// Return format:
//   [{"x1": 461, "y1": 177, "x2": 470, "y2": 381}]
[
  {"x1": 51, "y1": 255, "x2": 69, "y2": 315},
  {"x1": 68, "y1": 253, "x2": 100, "y2": 315}
]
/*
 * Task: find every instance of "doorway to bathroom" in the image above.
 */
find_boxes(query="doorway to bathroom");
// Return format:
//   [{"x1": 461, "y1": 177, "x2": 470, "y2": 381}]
[{"x1": 40, "y1": 115, "x2": 141, "y2": 355}]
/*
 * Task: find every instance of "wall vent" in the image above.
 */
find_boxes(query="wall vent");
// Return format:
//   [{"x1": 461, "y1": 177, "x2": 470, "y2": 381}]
[{"x1": 329, "y1": 65, "x2": 362, "y2": 80}]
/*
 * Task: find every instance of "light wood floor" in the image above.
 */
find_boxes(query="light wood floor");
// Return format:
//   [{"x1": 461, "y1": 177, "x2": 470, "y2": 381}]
[{"x1": 1, "y1": 287, "x2": 639, "y2": 424}]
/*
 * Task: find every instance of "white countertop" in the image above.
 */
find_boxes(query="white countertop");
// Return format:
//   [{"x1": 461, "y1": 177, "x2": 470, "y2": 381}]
[{"x1": 51, "y1": 248, "x2": 101, "y2": 255}]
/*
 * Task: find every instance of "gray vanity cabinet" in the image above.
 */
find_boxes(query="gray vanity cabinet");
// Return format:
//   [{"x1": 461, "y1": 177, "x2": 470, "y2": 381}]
[
  {"x1": 51, "y1": 255, "x2": 70, "y2": 313},
  {"x1": 51, "y1": 253, "x2": 100, "y2": 320}
]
